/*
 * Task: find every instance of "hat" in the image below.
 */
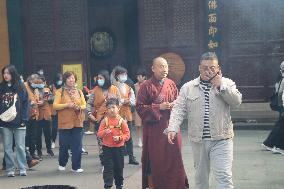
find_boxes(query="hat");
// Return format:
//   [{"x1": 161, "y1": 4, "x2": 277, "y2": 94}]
[{"x1": 280, "y1": 61, "x2": 284, "y2": 70}]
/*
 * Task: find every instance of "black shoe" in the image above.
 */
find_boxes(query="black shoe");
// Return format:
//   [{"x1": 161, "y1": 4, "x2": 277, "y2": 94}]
[
  {"x1": 37, "y1": 150, "x2": 43, "y2": 161},
  {"x1": 129, "y1": 156, "x2": 139, "y2": 165},
  {"x1": 31, "y1": 154, "x2": 40, "y2": 160},
  {"x1": 116, "y1": 186, "x2": 123, "y2": 189},
  {"x1": 47, "y1": 149, "x2": 54, "y2": 156}
]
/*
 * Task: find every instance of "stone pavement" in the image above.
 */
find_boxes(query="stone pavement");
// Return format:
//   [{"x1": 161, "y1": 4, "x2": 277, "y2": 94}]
[{"x1": 0, "y1": 130, "x2": 283, "y2": 189}]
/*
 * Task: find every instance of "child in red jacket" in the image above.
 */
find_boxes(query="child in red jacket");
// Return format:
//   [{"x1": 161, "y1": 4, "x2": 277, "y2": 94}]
[{"x1": 97, "y1": 98, "x2": 130, "y2": 189}]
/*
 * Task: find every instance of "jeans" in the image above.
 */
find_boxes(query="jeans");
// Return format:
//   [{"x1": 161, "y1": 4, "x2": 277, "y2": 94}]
[
  {"x1": 2, "y1": 127, "x2": 27, "y2": 173},
  {"x1": 58, "y1": 127, "x2": 82, "y2": 170},
  {"x1": 191, "y1": 139, "x2": 234, "y2": 189}
]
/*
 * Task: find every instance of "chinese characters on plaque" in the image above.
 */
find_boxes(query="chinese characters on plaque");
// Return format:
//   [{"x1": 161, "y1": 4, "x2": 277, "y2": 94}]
[{"x1": 206, "y1": 0, "x2": 220, "y2": 54}]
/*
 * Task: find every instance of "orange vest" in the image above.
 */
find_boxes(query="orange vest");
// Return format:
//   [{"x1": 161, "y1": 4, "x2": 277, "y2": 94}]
[
  {"x1": 116, "y1": 83, "x2": 132, "y2": 121},
  {"x1": 93, "y1": 85, "x2": 119, "y2": 122},
  {"x1": 24, "y1": 82, "x2": 39, "y2": 120},
  {"x1": 38, "y1": 87, "x2": 52, "y2": 121},
  {"x1": 57, "y1": 88, "x2": 85, "y2": 129},
  {"x1": 50, "y1": 85, "x2": 58, "y2": 116}
]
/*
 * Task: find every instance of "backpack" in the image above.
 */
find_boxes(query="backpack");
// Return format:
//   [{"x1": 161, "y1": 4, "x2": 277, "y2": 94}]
[
  {"x1": 0, "y1": 94, "x2": 18, "y2": 122},
  {"x1": 104, "y1": 117, "x2": 124, "y2": 134}
]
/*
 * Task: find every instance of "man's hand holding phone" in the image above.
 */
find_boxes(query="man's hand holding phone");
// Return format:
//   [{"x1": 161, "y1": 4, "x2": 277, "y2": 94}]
[{"x1": 209, "y1": 69, "x2": 222, "y2": 87}]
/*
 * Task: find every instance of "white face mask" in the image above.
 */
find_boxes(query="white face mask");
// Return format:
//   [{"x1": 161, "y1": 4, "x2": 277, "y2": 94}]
[{"x1": 118, "y1": 74, "x2": 127, "y2": 83}]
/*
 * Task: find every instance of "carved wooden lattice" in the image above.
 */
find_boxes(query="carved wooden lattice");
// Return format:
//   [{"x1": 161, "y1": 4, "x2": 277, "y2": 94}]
[
  {"x1": 30, "y1": 0, "x2": 55, "y2": 51},
  {"x1": 57, "y1": 0, "x2": 83, "y2": 50},
  {"x1": 267, "y1": 0, "x2": 284, "y2": 40},
  {"x1": 172, "y1": 0, "x2": 196, "y2": 46},
  {"x1": 142, "y1": 0, "x2": 167, "y2": 47},
  {"x1": 229, "y1": 0, "x2": 262, "y2": 42}
]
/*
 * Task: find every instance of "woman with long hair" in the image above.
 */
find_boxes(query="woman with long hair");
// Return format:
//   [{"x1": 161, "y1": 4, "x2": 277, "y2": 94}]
[
  {"x1": 0, "y1": 65, "x2": 29, "y2": 177},
  {"x1": 53, "y1": 71, "x2": 86, "y2": 173}
]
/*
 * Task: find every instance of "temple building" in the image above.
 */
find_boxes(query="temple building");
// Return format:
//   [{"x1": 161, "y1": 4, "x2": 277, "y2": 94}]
[{"x1": 1, "y1": 0, "x2": 284, "y2": 102}]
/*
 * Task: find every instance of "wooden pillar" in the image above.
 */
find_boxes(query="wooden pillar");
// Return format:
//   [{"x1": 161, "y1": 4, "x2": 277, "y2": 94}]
[{"x1": 0, "y1": 0, "x2": 10, "y2": 73}]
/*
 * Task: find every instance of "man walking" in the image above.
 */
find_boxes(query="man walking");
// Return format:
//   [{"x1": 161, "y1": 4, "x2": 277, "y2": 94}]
[
  {"x1": 136, "y1": 57, "x2": 188, "y2": 189},
  {"x1": 167, "y1": 52, "x2": 242, "y2": 189}
]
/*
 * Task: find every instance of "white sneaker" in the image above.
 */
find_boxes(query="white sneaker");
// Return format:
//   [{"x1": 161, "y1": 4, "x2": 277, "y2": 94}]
[
  {"x1": 272, "y1": 147, "x2": 284, "y2": 154},
  {"x1": 51, "y1": 142, "x2": 55, "y2": 149},
  {"x1": 101, "y1": 166, "x2": 104, "y2": 173},
  {"x1": 261, "y1": 143, "x2": 272, "y2": 151},
  {"x1": 138, "y1": 138, "x2": 142, "y2": 148},
  {"x1": 58, "y1": 165, "x2": 66, "y2": 171},
  {"x1": 84, "y1": 131, "x2": 94, "y2": 135},
  {"x1": 71, "y1": 168, "x2": 84, "y2": 173}
]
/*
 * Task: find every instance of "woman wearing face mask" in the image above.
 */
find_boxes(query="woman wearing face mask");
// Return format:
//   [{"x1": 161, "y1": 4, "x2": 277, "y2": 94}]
[
  {"x1": 0, "y1": 65, "x2": 29, "y2": 177},
  {"x1": 262, "y1": 61, "x2": 284, "y2": 154},
  {"x1": 49, "y1": 73, "x2": 63, "y2": 149},
  {"x1": 113, "y1": 66, "x2": 139, "y2": 165},
  {"x1": 24, "y1": 74, "x2": 41, "y2": 160},
  {"x1": 86, "y1": 70, "x2": 120, "y2": 166},
  {"x1": 34, "y1": 77, "x2": 54, "y2": 159}
]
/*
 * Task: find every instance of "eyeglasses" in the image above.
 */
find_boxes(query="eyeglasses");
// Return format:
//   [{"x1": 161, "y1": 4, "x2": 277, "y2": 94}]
[{"x1": 200, "y1": 66, "x2": 218, "y2": 71}]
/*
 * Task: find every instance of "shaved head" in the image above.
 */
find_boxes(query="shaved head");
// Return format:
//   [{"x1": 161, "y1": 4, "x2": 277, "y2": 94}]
[
  {"x1": 152, "y1": 57, "x2": 169, "y2": 80},
  {"x1": 153, "y1": 57, "x2": 167, "y2": 67}
]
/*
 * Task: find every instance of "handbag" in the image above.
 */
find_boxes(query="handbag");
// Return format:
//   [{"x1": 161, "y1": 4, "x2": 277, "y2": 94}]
[
  {"x1": 270, "y1": 93, "x2": 281, "y2": 111},
  {"x1": 0, "y1": 94, "x2": 18, "y2": 122},
  {"x1": 270, "y1": 80, "x2": 282, "y2": 112}
]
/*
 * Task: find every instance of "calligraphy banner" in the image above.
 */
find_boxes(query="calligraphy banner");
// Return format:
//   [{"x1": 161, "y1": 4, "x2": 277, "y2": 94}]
[{"x1": 204, "y1": 0, "x2": 221, "y2": 58}]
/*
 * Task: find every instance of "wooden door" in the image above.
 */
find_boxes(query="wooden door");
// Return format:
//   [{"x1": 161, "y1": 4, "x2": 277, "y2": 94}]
[{"x1": 87, "y1": 0, "x2": 139, "y2": 82}]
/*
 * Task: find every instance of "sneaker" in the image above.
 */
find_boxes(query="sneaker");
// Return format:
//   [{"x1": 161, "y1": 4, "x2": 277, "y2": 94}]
[
  {"x1": 129, "y1": 156, "x2": 139, "y2": 165},
  {"x1": 261, "y1": 143, "x2": 272, "y2": 151},
  {"x1": 138, "y1": 138, "x2": 142, "y2": 148},
  {"x1": 7, "y1": 171, "x2": 15, "y2": 177},
  {"x1": 81, "y1": 148, "x2": 88, "y2": 155},
  {"x1": 272, "y1": 147, "x2": 284, "y2": 154},
  {"x1": 71, "y1": 168, "x2": 84, "y2": 173},
  {"x1": 101, "y1": 166, "x2": 104, "y2": 173},
  {"x1": 58, "y1": 165, "x2": 66, "y2": 171},
  {"x1": 51, "y1": 142, "x2": 56, "y2": 149},
  {"x1": 47, "y1": 149, "x2": 55, "y2": 156},
  {"x1": 84, "y1": 131, "x2": 94, "y2": 135},
  {"x1": 20, "y1": 171, "x2": 27, "y2": 176},
  {"x1": 28, "y1": 159, "x2": 40, "y2": 168}
]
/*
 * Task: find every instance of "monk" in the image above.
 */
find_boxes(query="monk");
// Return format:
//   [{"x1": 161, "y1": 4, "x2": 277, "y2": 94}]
[{"x1": 136, "y1": 57, "x2": 189, "y2": 189}]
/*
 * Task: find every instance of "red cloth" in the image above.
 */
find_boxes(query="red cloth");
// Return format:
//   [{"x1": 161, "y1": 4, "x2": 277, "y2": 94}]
[
  {"x1": 136, "y1": 77, "x2": 189, "y2": 189},
  {"x1": 97, "y1": 116, "x2": 130, "y2": 147}
]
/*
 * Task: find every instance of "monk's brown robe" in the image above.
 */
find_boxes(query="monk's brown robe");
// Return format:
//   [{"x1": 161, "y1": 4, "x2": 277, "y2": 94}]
[{"x1": 136, "y1": 77, "x2": 189, "y2": 189}]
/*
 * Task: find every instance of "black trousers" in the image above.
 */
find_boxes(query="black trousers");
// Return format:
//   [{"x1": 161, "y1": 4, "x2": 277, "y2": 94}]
[
  {"x1": 37, "y1": 119, "x2": 52, "y2": 152},
  {"x1": 51, "y1": 115, "x2": 58, "y2": 142},
  {"x1": 263, "y1": 115, "x2": 284, "y2": 149},
  {"x1": 26, "y1": 119, "x2": 38, "y2": 155},
  {"x1": 102, "y1": 146, "x2": 124, "y2": 188},
  {"x1": 125, "y1": 121, "x2": 133, "y2": 157}
]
